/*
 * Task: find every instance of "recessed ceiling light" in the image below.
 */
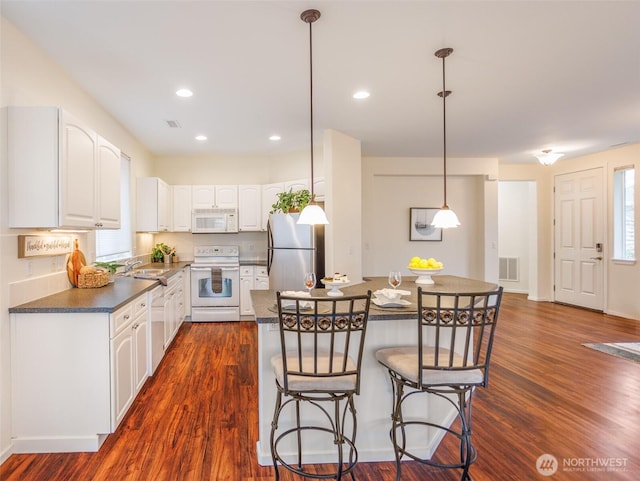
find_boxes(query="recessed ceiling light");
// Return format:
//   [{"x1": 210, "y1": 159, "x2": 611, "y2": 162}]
[
  {"x1": 176, "y1": 88, "x2": 193, "y2": 98},
  {"x1": 353, "y1": 90, "x2": 370, "y2": 100},
  {"x1": 195, "y1": 135, "x2": 207, "y2": 141},
  {"x1": 269, "y1": 135, "x2": 281, "y2": 141}
]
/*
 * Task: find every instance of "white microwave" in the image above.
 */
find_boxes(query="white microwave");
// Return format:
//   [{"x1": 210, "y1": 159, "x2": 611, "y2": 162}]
[{"x1": 192, "y1": 208, "x2": 239, "y2": 233}]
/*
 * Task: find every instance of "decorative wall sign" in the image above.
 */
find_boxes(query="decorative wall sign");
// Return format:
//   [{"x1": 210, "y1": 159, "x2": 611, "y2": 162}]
[
  {"x1": 409, "y1": 208, "x2": 442, "y2": 241},
  {"x1": 18, "y1": 235, "x2": 74, "y2": 258}
]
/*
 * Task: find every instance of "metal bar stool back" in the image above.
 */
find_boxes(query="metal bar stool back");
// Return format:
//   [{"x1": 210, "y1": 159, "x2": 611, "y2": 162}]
[
  {"x1": 375, "y1": 287, "x2": 503, "y2": 481},
  {"x1": 270, "y1": 290, "x2": 372, "y2": 480}
]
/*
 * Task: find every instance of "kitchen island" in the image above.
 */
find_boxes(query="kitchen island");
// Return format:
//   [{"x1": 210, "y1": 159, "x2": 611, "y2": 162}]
[{"x1": 251, "y1": 275, "x2": 497, "y2": 465}]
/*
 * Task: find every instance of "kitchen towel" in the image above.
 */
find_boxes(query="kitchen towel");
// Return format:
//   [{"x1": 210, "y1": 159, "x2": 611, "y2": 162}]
[{"x1": 211, "y1": 268, "x2": 223, "y2": 294}]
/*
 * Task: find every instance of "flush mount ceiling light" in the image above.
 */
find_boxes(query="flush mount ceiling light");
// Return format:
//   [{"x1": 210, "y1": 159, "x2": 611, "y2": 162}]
[
  {"x1": 297, "y1": 9, "x2": 329, "y2": 225},
  {"x1": 195, "y1": 135, "x2": 207, "y2": 141},
  {"x1": 175, "y1": 88, "x2": 193, "y2": 98},
  {"x1": 353, "y1": 90, "x2": 370, "y2": 100},
  {"x1": 431, "y1": 47, "x2": 461, "y2": 229},
  {"x1": 269, "y1": 135, "x2": 281, "y2": 141},
  {"x1": 535, "y1": 149, "x2": 563, "y2": 166}
]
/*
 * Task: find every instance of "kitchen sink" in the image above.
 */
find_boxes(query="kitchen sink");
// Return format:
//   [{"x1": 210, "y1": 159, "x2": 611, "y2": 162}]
[{"x1": 130, "y1": 268, "x2": 171, "y2": 279}]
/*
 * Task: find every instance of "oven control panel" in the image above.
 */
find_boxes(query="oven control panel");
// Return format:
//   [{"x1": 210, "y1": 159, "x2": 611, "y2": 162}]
[{"x1": 194, "y1": 245, "x2": 239, "y2": 258}]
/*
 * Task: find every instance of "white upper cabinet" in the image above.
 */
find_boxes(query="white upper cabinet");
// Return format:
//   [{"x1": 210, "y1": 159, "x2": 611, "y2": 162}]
[
  {"x1": 96, "y1": 137, "x2": 122, "y2": 229},
  {"x1": 192, "y1": 185, "x2": 238, "y2": 209},
  {"x1": 261, "y1": 182, "x2": 284, "y2": 230},
  {"x1": 238, "y1": 185, "x2": 262, "y2": 231},
  {"x1": 8, "y1": 106, "x2": 121, "y2": 229},
  {"x1": 284, "y1": 178, "x2": 309, "y2": 193},
  {"x1": 136, "y1": 177, "x2": 170, "y2": 232},
  {"x1": 171, "y1": 185, "x2": 192, "y2": 232}
]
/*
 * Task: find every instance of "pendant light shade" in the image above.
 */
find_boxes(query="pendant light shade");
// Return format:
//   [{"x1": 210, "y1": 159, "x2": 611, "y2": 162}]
[
  {"x1": 432, "y1": 205, "x2": 460, "y2": 229},
  {"x1": 297, "y1": 9, "x2": 328, "y2": 225},
  {"x1": 432, "y1": 47, "x2": 460, "y2": 229},
  {"x1": 535, "y1": 149, "x2": 563, "y2": 166}
]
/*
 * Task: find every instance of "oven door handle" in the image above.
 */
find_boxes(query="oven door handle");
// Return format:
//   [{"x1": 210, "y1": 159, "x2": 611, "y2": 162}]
[{"x1": 191, "y1": 266, "x2": 239, "y2": 272}]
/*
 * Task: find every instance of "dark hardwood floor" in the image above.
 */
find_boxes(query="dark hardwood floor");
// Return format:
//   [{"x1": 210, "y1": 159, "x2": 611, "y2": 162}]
[{"x1": 2, "y1": 293, "x2": 639, "y2": 481}]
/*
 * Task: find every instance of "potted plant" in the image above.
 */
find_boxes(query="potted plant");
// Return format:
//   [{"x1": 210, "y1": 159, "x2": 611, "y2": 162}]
[
  {"x1": 151, "y1": 243, "x2": 174, "y2": 263},
  {"x1": 270, "y1": 188, "x2": 312, "y2": 214}
]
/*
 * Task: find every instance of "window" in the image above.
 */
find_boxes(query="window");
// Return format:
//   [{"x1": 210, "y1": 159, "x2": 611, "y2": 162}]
[
  {"x1": 96, "y1": 154, "x2": 132, "y2": 261},
  {"x1": 613, "y1": 166, "x2": 635, "y2": 261}
]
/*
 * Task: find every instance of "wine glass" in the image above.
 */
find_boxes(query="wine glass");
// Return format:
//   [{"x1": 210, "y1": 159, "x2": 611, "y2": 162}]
[
  {"x1": 304, "y1": 272, "x2": 316, "y2": 294},
  {"x1": 388, "y1": 271, "x2": 402, "y2": 289}
]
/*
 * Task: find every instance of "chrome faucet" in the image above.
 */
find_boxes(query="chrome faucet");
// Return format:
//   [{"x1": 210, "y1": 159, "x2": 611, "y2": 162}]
[{"x1": 124, "y1": 260, "x2": 143, "y2": 273}]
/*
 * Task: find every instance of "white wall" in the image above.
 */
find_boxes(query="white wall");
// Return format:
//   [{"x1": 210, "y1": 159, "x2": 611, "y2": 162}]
[
  {"x1": 0, "y1": 16, "x2": 154, "y2": 463},
  {"x1": 498, "y1": 181, "x2": 534, "y2": 294},
  {"x1": 362, "y1": 156, "x2": 500, "y2": 282}
]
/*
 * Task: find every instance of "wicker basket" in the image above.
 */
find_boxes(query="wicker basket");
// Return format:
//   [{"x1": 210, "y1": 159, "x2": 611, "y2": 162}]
[{"x1": 77, "y1": 270, "x2": 111, "y2": 288}]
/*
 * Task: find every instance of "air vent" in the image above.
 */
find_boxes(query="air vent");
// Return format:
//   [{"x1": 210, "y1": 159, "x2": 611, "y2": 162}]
[
  {"x1": 499, "y1": 257, "x2": 519, "y2": 281},
  {"x1": 165, "y1": 120, "x2": 181, "y2": 128}
]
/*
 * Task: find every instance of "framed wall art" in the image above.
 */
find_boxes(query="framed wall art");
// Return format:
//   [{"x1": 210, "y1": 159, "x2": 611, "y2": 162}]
[{"x1": 409, "y1": 207, "x2": 442, "y2": 241}]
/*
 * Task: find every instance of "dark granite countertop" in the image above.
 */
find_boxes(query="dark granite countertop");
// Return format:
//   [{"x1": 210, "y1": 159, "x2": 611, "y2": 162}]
[
  {"x1": 250, "y1": 275, "x2": 498, "y2": 324},
  {"x1": 240, "y1": 259, "x2": 267, "y2": 267},
  {"x1": 9, "y1": 263, "x2": 190, "y2": 314}
]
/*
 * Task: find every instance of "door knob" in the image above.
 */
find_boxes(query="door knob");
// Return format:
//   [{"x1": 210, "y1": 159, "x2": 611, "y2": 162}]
[{"x1": 590, "y1": 256, "x2": 603, "y2": 260}]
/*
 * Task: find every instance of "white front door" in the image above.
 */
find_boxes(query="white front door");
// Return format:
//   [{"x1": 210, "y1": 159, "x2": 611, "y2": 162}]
[{"x1": 554, "y1": 168, "x2": 605, "y2": 310}]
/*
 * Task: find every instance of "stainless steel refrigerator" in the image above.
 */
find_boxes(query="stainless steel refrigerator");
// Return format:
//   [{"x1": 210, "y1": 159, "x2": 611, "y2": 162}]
[{"x1": 267, "y1": 213, "x2": 325, "y2": 291}]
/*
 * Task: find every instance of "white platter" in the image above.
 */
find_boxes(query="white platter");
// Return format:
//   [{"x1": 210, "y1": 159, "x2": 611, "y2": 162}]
[{"x1": 372, "y1": 298, "x2": 411, "y2": 308}]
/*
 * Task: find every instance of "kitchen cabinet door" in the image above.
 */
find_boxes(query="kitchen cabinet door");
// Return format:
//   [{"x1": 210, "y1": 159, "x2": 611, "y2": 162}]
[
  {"x1": 96, "y1": 136, "x2": 121, "y2": 229},
  {"x1": 238, "y1": 185, "x2": 262, "y2": 231},
  {"x1": 136, "y1": 177, "x2": 170, "y2": 232},
  {"x1": 192, "y1": 184, "x2": 238, "y2": 209},
  {"x1": 111, "y1": 324, "x2": 134, "y2": 430},
  {"x1": 284, "y1": 178, "x2": 309, "y2": 193},
  {"x1": 261, "y1": 182, "x2": 284, "y2": 230},
  {"x1": 172, "y1": 185, "x2": 192, "y2": 231},
  {"x1": 133, "y1": 313, "x2": 148, "y2": 394},
  {"x1": 215, "y1": 185, "x2": 238, "y2": 208},
  {"x1": 192, "y1": 185, "x2": 216, "y2": 209},
  {"x1": 60, "y1": 111, "x2": 98, "y2": 228},
  {"x1": 240, "y1": 267, "x2": 255, "y2": 316},
  {"x1": 255, "y1": 266, "x2": 269, "y2": 290}
]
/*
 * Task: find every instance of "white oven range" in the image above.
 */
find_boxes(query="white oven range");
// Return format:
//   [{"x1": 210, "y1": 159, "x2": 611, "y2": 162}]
[{"x1": 190, "y1": 245, "x2": 240, "y2": 322}]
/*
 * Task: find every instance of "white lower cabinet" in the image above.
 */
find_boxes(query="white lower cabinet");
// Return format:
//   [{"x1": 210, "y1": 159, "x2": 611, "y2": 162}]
[
  {"x1": 110, "y1": 294, "x2": 149, "y2": 429},
  {"x1": 10, "y1": 292, "x2": 150, "y2": 453},
  {"x1": 240, "y1": 265, "x2": 269, "y2": 316},
  {"x1": 164, "y1": 270, "x2": 185, "y2": 347}
]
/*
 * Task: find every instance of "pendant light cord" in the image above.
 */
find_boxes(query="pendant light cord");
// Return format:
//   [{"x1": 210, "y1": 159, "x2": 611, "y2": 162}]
[
  {"x1": 441, "y1": 54, "x2": 449, "y2": 208},
  {"x1": 308, "y1": 18, "x2": 315, "y2": 199}
]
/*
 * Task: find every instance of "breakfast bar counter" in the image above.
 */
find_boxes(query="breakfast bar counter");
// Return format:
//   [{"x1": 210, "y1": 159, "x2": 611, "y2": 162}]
[
  {"x1": 251, "y1": 275, "x2": 497, "y2": 322},
  {"x1": 251, "y1": 275, "x2": 498, "y2": 465}
]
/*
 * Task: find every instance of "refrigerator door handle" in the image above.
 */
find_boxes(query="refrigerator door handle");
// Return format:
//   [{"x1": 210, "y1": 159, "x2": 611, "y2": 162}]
[{"x1": 267, "y1": 219, "x2": 273, "y2": 274}]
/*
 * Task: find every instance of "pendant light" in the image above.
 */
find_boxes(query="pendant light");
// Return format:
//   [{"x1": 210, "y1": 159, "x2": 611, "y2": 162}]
[
  {"x1": 535, "y1": 149, "x2": 563, "y2": 166},
  {"x1": 431, "y1": 47, "x2": 461, "y2": 229},
  {"x1": 297, "y1": 9, "x2": 329, "y2": 225}
]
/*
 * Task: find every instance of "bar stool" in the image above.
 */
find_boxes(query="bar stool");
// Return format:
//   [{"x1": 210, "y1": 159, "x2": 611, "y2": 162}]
[
  {"x1": 270, "y1": 290, "x2": 372, "y2": 481},
  {"x1": 375, "y1": 287, "x2": 503, "y2": 481}
]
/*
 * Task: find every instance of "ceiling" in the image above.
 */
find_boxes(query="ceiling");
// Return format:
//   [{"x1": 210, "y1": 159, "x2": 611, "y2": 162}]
[{"x1": 2, "y1": 1, "x2": 639, "y2": 164}]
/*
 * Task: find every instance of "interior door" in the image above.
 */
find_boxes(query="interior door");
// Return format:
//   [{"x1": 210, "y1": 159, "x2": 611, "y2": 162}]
[{"x1": 554, "y1": 168, "x2": 605, "y2": 310}]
